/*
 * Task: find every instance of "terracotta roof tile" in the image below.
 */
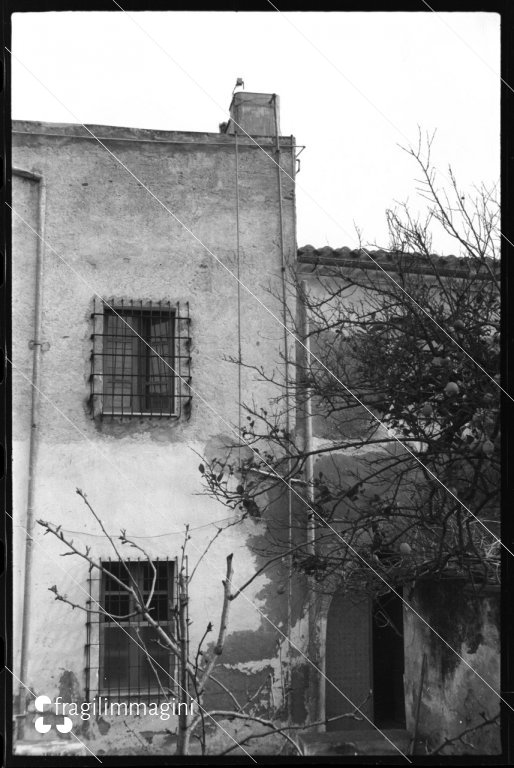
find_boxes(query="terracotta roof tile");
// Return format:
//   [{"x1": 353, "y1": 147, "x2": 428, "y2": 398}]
[{"x1": 297, "y1": 245, "x2": 499, "y2": 279}]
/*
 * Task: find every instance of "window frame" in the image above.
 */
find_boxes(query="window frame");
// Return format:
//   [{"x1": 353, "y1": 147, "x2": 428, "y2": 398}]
[
  {"x1": 102, "y1": 306, "x2": 177, "y2": 417},
  {"x1": 90, "y1": 298, "x2": 192, "y2": 420},
  {"x1": 95, "y1": 559, "x2": 177, "y2": 700}
]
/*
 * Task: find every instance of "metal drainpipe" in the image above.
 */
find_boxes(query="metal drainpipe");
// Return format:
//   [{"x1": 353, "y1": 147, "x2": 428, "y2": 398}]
[
  {"x1": 299, "y1": 278, "x2": 322, "y2": 727},
  {"x1": 272, "y1": 95, "x2": 296, "y2": 720},
  {"x1": 13, "y1": 166, "x2": 46, "y2": 739},
  {"x1": 300, "y1": 281, "x2": 316, "y2": 552}
]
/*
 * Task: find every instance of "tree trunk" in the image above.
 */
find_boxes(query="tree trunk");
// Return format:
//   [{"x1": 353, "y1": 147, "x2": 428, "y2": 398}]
[{"x1": 176, "y1": 571, "x2": 190, "y2": 754}]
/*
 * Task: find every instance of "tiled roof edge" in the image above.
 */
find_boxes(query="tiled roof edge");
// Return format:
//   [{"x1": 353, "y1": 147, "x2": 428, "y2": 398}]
[{"x1": 297, "y1": 245, "x2": 499, "y2": 280}]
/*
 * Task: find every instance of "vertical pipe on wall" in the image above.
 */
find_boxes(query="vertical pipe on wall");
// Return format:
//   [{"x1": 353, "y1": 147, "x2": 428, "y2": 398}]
[
  {"x1": 235, "y1": 131, "x2": 242, "y2": 453},
  {"x1": 272, "y1": 95, "x2": 295, "y2": 719},
  {"x1": 300, "y1": 280, "x2": 316, "y2": 554},
  {"x1": 299, "y1": 277, "x2": 323, "y2": 726},
  {"x1": 12, "y1": 167, "x2": 46, "y2": 738}
]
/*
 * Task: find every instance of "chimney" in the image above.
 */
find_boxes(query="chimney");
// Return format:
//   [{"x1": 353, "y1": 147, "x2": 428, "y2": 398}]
[{"x1": 221, "y1": 92, "x2": 280, "y2": 137}]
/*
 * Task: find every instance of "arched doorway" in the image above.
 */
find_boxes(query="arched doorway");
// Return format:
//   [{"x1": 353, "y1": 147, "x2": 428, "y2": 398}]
[{"x1": 325, "y1": 590, "x2": 405, "y2": 731}]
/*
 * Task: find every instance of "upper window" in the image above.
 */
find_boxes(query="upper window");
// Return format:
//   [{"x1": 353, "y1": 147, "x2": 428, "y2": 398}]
[
  {"x1": 103, "y1": 307, "x2": 175, "y2": 415},
  {"x1": 90, "y1": 299, "x2": 191, "y2": 419}
]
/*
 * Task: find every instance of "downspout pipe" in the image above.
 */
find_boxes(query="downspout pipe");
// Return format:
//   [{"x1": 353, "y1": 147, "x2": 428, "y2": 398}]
[
  {"x1": 300, "y1": 281, "x2": 316, "y2": 553},
  {"x1": 299, "y1": 279, "x2": 323, "y2": 727},
  {"x1": 272, "y1": 96, "x2": 290, "y2": 434},
  {"x1": 272, "y1": 96, "x2": 296, "y2": 721},
  {"x1": 13, "y1": 166, "x2": 46, "y2": 739}
]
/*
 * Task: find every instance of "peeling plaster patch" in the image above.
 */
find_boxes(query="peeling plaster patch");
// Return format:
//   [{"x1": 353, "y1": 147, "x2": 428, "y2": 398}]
[
  {"x1": 96, "y1": 717, "x2": 111, "y2": 736},
  {"x1": 15, "y1": 741, "x2": 87, "y2": 757},
  {"x1": 214, "y1": 626, "x2": 278, "y2": 664},
  {"x1": 58, "y1": 670, "x2": 81, "y2": 703},
  {"x1": 221, "y1": 657, "x2": 279, "y2": 675},
  {"x1": 215, "y1": 651, "x2": 288, "y2": 716},
  {"x1": 290, "y1": 612, "x2": 309, "y2": 641},
  {"x1": 311, "y1": 436, "x2": 341, "y2": 452},
  {"x1": 205, "y1": 664, "x2": 277, "y2": 717},
  {"x1": 416, "y1": 581, "x2": 485, "y2": 678},
  {"x1": 404, "y1": 585, "x2": 500, "y2": 753},
  {"x1": 202, "y1": 433, "x2": 242, "y2": 463}
]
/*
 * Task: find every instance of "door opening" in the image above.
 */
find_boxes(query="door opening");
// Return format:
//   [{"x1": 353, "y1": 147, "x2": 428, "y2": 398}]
[
  {"x1": 372, "y1": 591, "x2": 405, "y2": 729},
  {"x1": 325, "y1": 589, "x2": 405, "y2": 731},
  {"x1": 325, "y1": 592, "x2": 372, "y2": 731}
]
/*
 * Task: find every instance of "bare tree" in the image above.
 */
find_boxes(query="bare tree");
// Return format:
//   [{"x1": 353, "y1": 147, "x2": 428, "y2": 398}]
[
  {"x1": 38, "y1": 489, "x2": 363, "y2": 755},
  {"x1": 34, "y1": 136, "x2": 500, "y2": 755},
  {"x1": 199, "y1": 133, "x2": 501, "y2": 599},
  {"x1": 195, "y1": 136, "x2": 501, "y2": 756}
]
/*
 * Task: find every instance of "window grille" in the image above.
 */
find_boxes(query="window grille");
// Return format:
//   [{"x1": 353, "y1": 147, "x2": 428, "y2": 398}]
[
  {"x1": 85, "y1": 559, "x2": 178, "y2": 701},
  {"x1": 90, "y1": 299, "x2": 191, "y2": 419}
]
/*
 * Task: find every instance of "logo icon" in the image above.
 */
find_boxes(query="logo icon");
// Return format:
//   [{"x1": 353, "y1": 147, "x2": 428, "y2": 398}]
[{"x1": 34, "y1": 695, "x2": 73, "y2": 734}]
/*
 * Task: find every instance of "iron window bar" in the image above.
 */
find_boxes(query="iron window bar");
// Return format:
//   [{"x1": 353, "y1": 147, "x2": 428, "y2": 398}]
[
  {"x1": 90, "y1": 298, "x2": 192, "y2": 420},
  {"x1": 86, "y1": 558, "x2": 178, "y2": 702}
]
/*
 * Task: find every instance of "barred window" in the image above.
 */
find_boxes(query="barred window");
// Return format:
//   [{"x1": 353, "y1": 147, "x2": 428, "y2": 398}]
[
  {"x1": 95, "y1": 560, "x2": 176, "y2": 699},
  {"x1": 90, "y1": 299, "x2": 191, "y2": 418}
]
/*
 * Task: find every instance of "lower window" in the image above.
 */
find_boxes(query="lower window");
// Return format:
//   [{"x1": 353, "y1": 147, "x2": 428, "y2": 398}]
[{"x1": 99, "y1": 560, "x2": 175, "y2": 699}]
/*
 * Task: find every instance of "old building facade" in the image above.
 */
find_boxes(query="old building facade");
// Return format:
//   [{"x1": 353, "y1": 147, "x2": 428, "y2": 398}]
[
  {"x1": 11, "y1": 93, "x2": 500, "y2": 756},
  {"x1": 295, "y1": 247, "x2": 500, "y2": 755},
  {"x1": 12, "y1": 93, "x2": 304, "y2": 754}
]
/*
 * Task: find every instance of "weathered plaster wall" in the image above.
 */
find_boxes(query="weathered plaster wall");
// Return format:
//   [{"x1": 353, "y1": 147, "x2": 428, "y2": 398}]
[
  {"x1": 296, "y1": 266, "x2": 501, "y2": 751},
  {"x1": 12, "y1": 174, "x2": 39, "y2": 677},
  {"x1": 12, "y1": 121, "x2": 306, "y2": 748},
  {"x1": 404, "y1": 581, "x2": 500, "y2": 753}
]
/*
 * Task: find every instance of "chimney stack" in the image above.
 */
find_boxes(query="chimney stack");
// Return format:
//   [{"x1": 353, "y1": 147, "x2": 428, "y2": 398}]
[{"x1": 221, "y1": 92, "x2": 280, "y2": 137}]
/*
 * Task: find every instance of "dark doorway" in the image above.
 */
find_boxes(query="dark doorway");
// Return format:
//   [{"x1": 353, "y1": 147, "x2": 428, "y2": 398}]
[
  {"x1": 325, "y1": 592, "x2": 373, "y2": 731},
  {"x1": 325, "y1": 589, "x2": 405, "y2": 731},
  {"x1": 372, "y1": 592, "x2": 406, "y2": 728}
]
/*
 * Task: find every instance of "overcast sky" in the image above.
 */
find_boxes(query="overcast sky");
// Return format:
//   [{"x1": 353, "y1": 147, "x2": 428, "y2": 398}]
[{"x1": 12, "y1": 10, "x2": 500, "y2": 252}]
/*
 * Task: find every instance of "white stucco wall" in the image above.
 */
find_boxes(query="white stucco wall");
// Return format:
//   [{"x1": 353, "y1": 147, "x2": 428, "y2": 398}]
[{"x1": 12, "y1": 119, "x2": 304, "y2": 746}]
